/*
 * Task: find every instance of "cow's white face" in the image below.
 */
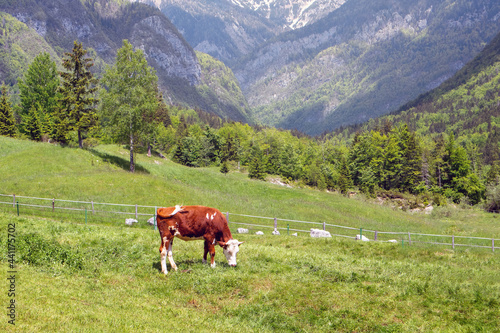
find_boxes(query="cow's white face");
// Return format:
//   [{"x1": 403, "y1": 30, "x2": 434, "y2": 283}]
[{"x1": 222, "y1": 239, "x2": 243, "y2": 267}]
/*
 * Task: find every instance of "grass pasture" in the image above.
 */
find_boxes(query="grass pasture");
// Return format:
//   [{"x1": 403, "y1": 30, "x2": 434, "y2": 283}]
[
  {"x1": 0, "y1": 213, "x2": 499, "y2": 332},
  {"x1": 0, "y1": 136, "x2": 500, "y2": 331}
]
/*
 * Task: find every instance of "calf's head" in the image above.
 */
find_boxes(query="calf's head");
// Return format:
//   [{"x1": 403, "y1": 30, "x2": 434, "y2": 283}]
[{"x1": 218, "y1": 239, "x2": 244, "y2": 267}]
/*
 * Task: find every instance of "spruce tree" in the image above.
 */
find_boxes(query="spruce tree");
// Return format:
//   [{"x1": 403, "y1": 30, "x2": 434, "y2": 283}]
[
  {"x1": 59, "y1": 41, "x2": 98, "y2": 148},
  {"x1": 18, "y1": 52, "x2": 60, "y2": 134},
  {"x1": 0, "y1": 85, "x2": 16, "y2": 137},
  {"x1": 248, "y1": 145, "x2": 266, "y2": 181},
  {"x1": 220, "y1": 160, "x2": 229, "y2": 175},
  {"x1": 337, "y1": 155, "x2": 351, "y2": 195},
  {"x1": 23, "y1": 105, "x2": 42, "y2": 141},
  {"x1": 398, "y1": 124, "x2": 422, "y2": 193}
]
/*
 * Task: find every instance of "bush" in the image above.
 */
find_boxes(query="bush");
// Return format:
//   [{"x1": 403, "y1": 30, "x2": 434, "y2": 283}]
[{"x1": 485, "y1": 184, "x2": 500, "y2": 213}]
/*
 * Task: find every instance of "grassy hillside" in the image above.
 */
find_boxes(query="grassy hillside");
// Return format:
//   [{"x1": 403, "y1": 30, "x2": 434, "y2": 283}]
[
  {"x1": 0, "y1": 136, "x2": 499, "y2": 331},
  {"x1": 1, "y1": 136, "x2": 500, "y2": 237}
]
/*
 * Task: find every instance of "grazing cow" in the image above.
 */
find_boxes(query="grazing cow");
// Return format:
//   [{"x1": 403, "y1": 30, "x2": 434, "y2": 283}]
[{"x1": 156, "y1": 205, "x2": 243, "y2": 274}]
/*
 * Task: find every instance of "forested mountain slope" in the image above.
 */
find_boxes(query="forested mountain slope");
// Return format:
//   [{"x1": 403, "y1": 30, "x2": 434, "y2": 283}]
[
  {"x1": 131, "y1": 0, "x2": 500, "y2": 135},
  {"x1": 238, "y1": 0, "x2": 500, "y2": 134},
  {"x1": 0, "y1": 0, "x2": 250, "y2": 121},
  {"x1": 336, "y1": 31, "x2": 500, "y2": 166}
]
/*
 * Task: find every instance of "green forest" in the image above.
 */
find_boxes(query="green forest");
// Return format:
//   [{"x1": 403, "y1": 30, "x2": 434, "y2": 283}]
[{"x1": 1, "y1": 38, "x2": 500, "y2": 213}]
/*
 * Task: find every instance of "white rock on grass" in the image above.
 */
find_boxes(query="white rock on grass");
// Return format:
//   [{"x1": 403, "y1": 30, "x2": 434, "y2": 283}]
[
  {"x1": 237, "y1": 228, "x2": 249, "y2": 234},
  {"x1": 292, "y1": 233, "x2": 298, "y2": 237},
  {"x1": 388, "y1": 239, "x2": 398, "y2": 243},
  {"x1": 355, "y1": 234, "x2": 369, "y2": 241},
  {"x1": 125, "y1": 218, "x2": 138, "y2": 226},
  {"x1": 272, "y1": 229, "x2": 280, "y2": 235},
  {"x1": 310, "y1": 229, "x2": 331, "y2": 238},
  {"x1": 147, "y1": 217, "x2": 155, "y2": 225},
  {"x1": 255, "y1": 231, "x2": 264, "y2": 235}
]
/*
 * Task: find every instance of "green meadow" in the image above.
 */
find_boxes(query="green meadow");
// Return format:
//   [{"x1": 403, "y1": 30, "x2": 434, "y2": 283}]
[{"x1": 0, "y1": 136, "x2": 499, "y2": 332}]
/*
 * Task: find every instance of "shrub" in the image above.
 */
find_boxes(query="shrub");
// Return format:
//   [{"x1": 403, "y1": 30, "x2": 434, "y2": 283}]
[{"x1": 485, "y1": 184, "x2": 500, "y2": 213}]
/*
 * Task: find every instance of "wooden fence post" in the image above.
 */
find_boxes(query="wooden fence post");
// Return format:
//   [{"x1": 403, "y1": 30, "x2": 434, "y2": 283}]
[
  {"x1": 13, "y1": 194, "x2": 15, "y2": 208},
  {"x1": 408, "y1": 232, "x2": 412, "y2": 246},
  {"x1": 274, "y1": 217, "x2": 277, "y2": 231},
  {"x1": 452, "y1": 235, "x2": 455, "y2": 250},
  {"x1": 226, "y1": 212, "x2": 229, "y2": 223},
  {"x1": 91, "y1": 201, "x2": 94, "y2": 214},
  {"x1": 374, "y1": 231, "x2": 378, "y2": 241},
  {"x1": 493, "y1": 239, "x2": 495, "y2": 252},
  {"x1": 154, "y1": 206, "x2": 157, "y2": 231},
  {"x1": 135, "y1": 204, "x2": 138, "y2": 219},
  {"x1": 52, "y1": 198, "x2": 55, "y2": 212}
]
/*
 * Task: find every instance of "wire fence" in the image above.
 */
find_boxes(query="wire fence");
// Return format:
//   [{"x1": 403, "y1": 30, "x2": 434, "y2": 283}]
[{"x1": 0, "y1": 193, "x2": 498, "y2": 252}]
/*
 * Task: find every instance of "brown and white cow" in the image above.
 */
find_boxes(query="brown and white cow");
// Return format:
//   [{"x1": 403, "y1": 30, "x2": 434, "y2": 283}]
[{"x1": 156, "y1": 205, "x2": 243, "y2": 274}]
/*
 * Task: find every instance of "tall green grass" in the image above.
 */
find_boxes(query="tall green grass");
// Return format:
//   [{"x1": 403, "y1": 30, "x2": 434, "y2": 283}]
[{"x1": 0, "y1": 213, "x2": 499, "y2": 332}]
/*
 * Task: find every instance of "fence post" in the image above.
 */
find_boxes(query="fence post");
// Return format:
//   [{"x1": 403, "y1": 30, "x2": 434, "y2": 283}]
[
  {"x1": 154, "y1": 206, "x2": 157, "y2": 231},
  {"x1": 493, "y1": 239, "x2": 495, "y2": 253},
  {"x1": 135, "y1": 204, "x2": 138, "y2": 219},
  {"x1": 274, "y1": 217, "x2": 277, "y2": 232},
  {"x1": 85, "y1": 207, "x2": 87, "y2": 224},
  {"x1": 13, "y1": 194, "x2": 15, "y2": 208},
  {"x1": 408, "y1": 232, "x2": 412, "y2": 246},
  {"x1": 452, "y1": 235, "x2": 455, "y2": 250},
  {"x1": 323, "y1": 221, "x2": 325, "y2": 231},
  {"x1": 374, "y1": 231, "x2": 378, "y2": 241},
  {"x1": 52, "y1": 198, "x2": 55, "y2": 212},
  {"x1": 16, "y1": 201, "x2": 19, "y2": 216},
  {"x1": 226, "y1": 212, "x2": 229, "y2": 223},
  {"x1": 91, "y1": 201, "x2": 94, "y2": 214},
  {"x1": 360, "y1": 228, "x2": 362, "y2": 239},
  {"x1": 287, "y1": 224, "x2": 289, "y2": 235}
]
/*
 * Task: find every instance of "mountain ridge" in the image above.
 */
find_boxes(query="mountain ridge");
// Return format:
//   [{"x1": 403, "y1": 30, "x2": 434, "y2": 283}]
[{"x1": 0, "y1": 0, "x2": 251, "y2": 122}]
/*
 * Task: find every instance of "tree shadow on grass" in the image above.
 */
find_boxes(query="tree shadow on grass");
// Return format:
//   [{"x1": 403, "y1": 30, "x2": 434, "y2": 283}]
[{"x1": 89, "y1": 149, "x2": 150, "y2": 174}]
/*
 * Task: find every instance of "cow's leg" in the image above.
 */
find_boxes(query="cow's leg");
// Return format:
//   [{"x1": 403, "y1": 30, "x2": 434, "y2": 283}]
[
  {"x1": 207, "y1": 242, "x2": 216, "y2": 268},
  {"x1": 203, "y1": 240, "x2": 209, "y2": 264},
  {"x1": 159, "y1": 236, "x2": 168, "y2": 275},
  {"x1": 167, "y1": 238, "x2": 178, "y2": 271}
]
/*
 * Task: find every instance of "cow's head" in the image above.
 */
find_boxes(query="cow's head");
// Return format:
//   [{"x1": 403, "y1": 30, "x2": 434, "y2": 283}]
[{"x1": 218, "y1": 239, "x2": 244, "y2": 267}]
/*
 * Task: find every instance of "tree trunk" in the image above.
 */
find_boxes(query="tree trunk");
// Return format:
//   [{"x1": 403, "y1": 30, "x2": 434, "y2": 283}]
[
  {"x1": 78, "y1": 130, "x2": 83, "y2": 149},
  {"x1": 130, "y1": 135, "x2": 135, "y2": 173}
]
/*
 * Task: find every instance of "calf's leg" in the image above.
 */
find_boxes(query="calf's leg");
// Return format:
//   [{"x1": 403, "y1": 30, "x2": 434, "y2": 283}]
[
  {"x1": 203, "y1": 240, "x2": 209, "y2": 264},
  {"x1": 208, "y1": 243, "x2": 216, "y2": 268},
  {"x1": 167, "y1": 239, "x2": 177, "y2": 271},
  {"x1": 159, "y1": 236, "x2": 168, "y2": 275}
]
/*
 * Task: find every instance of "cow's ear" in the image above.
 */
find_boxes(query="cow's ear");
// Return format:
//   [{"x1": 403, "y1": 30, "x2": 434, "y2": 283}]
[
  {"x1": 217, "y1": 241, "x2": 227, "y2": 248},
  {"x1": 238, "y1": 241, "x2": 244, "y2": 246}
]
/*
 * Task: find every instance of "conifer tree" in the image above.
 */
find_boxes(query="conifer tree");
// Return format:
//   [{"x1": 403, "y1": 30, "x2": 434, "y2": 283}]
[
  {"x1": 248, "y1": 145, "x2": 266, "y2": 181},
  {"x1": 18, "y1": 52, "x2": 59, "y2": 120},
  {"x1": 23, "y1": 105, "x2": 42, "y2": 141},
  {"x1": 59, "y1": 41, "x2": 98, "y2": 148},
  {"x1": 220, "y1": 160, "x2": 229, "y2": 175},
  {"x1": 0, "y1": 85, "x2": 16, "y2": 137},
  {"x1": 337, "y1": 155, "x2": 351, "y2": 195},
  {"x1": 398, "y1": 124, "x2": 422, "y2": 193}
]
